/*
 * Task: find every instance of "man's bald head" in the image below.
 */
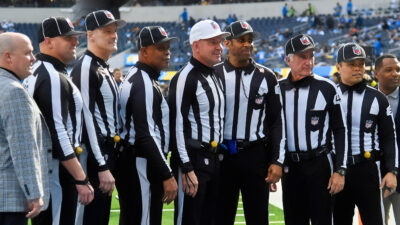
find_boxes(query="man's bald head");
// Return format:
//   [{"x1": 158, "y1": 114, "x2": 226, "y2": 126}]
[
  {"x1": 0, "y1": 33, "x2": 20, "y2": 56},
  {"x1": 0, "y1": 32, "x2": 35, "y2": 79}
]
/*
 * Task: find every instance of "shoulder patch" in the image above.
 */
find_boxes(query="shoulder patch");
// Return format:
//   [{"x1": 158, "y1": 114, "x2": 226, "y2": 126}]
[
  {"x1": 387, "y1": 105, "x2": 393, "y2": 117},
  {"x1": 334, "y1": 93, "x2": 341, "y2": 104}
]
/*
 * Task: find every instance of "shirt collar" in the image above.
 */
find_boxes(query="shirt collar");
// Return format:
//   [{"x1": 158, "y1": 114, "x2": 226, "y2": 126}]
[
  {"x1": 387, "y1": 86, "x2": 399, "y2": 99},
  {"x1": 339, "y1": 80, "x2": 367, "y2": 94},
  {"x1": 223, "y1": 58, "x2": 256, "y2": 75},
  {"x1": 0, "y1": 67, "x2": 20, "y2": 81},
  {"x1": 135, "y1": 61, "x2": 160, "y2": 80},
  {"x1": 286, "y1": 72, "x2": 314, "y2": 88},
  {"x1": 85, "y1": 50, "x2": 110, "y2": 69},
  {"x1": 190, "y1": 57, "x2": 214, "y2": 76},
  {"x1": 36, "y1": 53, "x2": 67, "y2": 73}
]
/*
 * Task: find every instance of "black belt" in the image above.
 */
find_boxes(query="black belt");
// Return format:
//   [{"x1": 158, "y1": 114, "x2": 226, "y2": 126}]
[
  {"x1": 286, "y1": 146, "x2": 330, "y2": 163},
  {"x1": 222, "y1": 138, "x2": 266, "y2": 153},
  {"x1": 347, "y1": 151, "x2": 381, "y2": 166},
  {"x1": 99, "y1": 135, "x2": 120, "y2": 148},
  {"x1": 185, "y1": 139, "x2": 221, "y2": 154}
]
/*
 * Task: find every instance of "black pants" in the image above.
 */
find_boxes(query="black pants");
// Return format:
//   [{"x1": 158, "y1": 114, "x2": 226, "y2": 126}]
[
  {"x1": 333, "y1": 160, "x2": 384, "y2": 225},
  {"x1": 216, "y1": 143, "x2": 269, "y2": 225},
  {"x1": 116, "y1": 148, "x2": 165, "y2": 225},
  {"x1": 32, "y1": 161, "x2": 78, "y2": 225},
  {"x1": 0, "y1": 212, "x2": 27, "y2": 225},
  {"x1": 114, "y1": 148, "x2": 141, "y2": 225},
  {"x1": 282, "y1": 154, "x2": 333, "y2": 225},
  {"x1": 82, "y1": 141, "x2": 117, "y2": 225},
  {"x1": 172, "y1": 149, "x2": 221, "y2": 225}
]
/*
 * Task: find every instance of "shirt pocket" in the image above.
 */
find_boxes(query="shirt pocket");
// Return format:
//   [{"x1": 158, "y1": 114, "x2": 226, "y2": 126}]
[
  {"x1": 308, "y1": 110, "x2": 325, "y2": 131},
  {"x1": 250, "y1": 94, "x2": 265, "y2": 110},
  {"x1": 363, "y1": 114, "x2": 376, "y2": 133}
]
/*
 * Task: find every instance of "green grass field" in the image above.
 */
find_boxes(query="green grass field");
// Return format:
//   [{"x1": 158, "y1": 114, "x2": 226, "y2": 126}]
[{"x1": 109, "y1": 190, "x2": 285, "y2": 225}]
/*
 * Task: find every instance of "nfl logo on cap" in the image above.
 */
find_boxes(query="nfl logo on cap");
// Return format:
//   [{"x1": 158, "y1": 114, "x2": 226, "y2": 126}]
[
  {"x1": 159, "y1": 27, "x2": 167, "y2": 36},
  {"x1": 211, "y1": 21, "x2": 219, "y2": 30},
  {"x1": 300, "y1": 36, "x2": 311, "y2": 45},
  {"x1": 352, "y1": 46, "x2": 361, "y2": 55},
  {"x1": 66, "y1": 18, "x2": 74, "y2": 28},
  {"x1": 105, "y1": 11, "x2": 114, "y2": 19},
  {"x1": 240, "y1": 21, "x2": 249, "y2": 29}
]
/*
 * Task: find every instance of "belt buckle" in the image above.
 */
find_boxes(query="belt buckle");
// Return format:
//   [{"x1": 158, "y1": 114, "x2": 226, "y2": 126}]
[
  {"x1": 236, "y1": 140, "x2": 245, "y2": 151},
  {"x1": 291, "y1": 153, "x2": 300, "y2": 162},
  {"x1": 348, "y1": 156, "x2": 356, "y2": 165}
]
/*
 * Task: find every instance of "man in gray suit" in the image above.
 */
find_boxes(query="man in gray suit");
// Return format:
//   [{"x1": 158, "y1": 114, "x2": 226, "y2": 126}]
[{"x1": 0, "y1": 32, "x2": 52, "y2": 225}]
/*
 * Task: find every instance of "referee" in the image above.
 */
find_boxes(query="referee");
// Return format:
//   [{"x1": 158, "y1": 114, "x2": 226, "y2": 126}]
[
  {"x1": 70, "y1": 10, "x2": 126, "y2": 225},
  {"x1": 119, "y1": 26, "x2": 178, "y2": 225},
  {"x1": 279, "y1": 34, "x2": 347, "y2": 225},
  {"x1": 168, "y1": 20, "x2": 230, "y2": 225},
  {"x1": 333, "y1": 43, "x2": 398, "y2": 225},
  {"x1": 214, "y1": 20, "x2": 285, "y2": 225},
  {"x1": 23, "y1": 17, "x2": 94, "y2": 225}
]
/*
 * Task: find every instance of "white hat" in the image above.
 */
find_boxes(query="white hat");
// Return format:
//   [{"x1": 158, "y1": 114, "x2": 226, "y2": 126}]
[{"x1": 189, "y1": 20, "x2": 231, "y2": 45}]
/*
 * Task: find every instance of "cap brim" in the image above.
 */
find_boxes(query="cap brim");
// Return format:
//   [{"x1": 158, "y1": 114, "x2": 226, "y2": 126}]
[
  {"x1": 294, "y1": 45, "x2": 315, "y2": 54},
  {"x1": 156, "y1": 36, "x2": 179, "y2": 45},
  {"x1": 99, "y1": 19, "x2": 127, "y2": 30},
  {"x1": 63, "y1": 30, "x2": 86, "y2": 37},
  {"x1": 341, "y1": 56, "x2": 368, "y2": 62},
  {"x1": 226, "y1": 30, "x2": 260, "y2": 40}
]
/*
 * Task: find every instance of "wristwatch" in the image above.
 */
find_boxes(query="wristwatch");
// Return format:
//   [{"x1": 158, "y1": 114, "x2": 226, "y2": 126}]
[
  {"x1": 390, "y1": 169, "x2": 398, "y2": 176},
  {"x1": 336, "y1": 168, "x2": 346, "y2": 176},
  {"x1": 75, "y1": 177, "x2": 89, "y2": 185}
]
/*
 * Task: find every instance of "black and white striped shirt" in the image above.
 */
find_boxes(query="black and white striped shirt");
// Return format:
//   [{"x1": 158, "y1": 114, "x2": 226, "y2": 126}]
[
  {"x1": 279, "y1": 73, "x2": 348, "y2": 170},
  {"x1": 23, "y1": 53, "x2": 83, "y2": 161},
  {"x1": 339, "y1": 81, "x2": 399, "y2": 172},
  {"x1": 214, "y1": 59, "x2": 286, "y2": 164},
  {"x1": 169, "y1": 57, "x2": 225, "y2": 173},
  {"x1": 119, "y1": 62, "x2": 172, "y2": 180},
  {"x1": 71, "y1": 50, "x2": 119, "y2": 171}
]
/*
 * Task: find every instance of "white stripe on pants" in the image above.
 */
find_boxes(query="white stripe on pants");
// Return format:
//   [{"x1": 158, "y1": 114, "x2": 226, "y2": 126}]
[
  {"x1": 74, "y1": 145, "x2": 88, "y2": 225},
  {"x1": 50, "y1": 159, "x2": 62, "y2": 225}
]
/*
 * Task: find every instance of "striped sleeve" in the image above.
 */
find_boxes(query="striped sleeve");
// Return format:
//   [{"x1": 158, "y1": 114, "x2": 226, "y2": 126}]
[
  {"x1": 71, "y1": 56, "x2": 107, "y2": 170},
  {"x1": 168, "y1": 66, "x2": 196, "y2": 173},
  {"x1": 264, "y1": 72, "x2": 286, "y2": 165},
  {"x1": 130, "y1": 71, "x2": 172, "y2": 180},
  {"x1": 27, "y1": 62, "x2": 75, "y2": 160},
  {"x1": 44, "y1": 63, "x2": 75, "y2": 160},
  {"x1": 330, "y1": 84, "x2": 348, "y2": 170},
  {"x1": 67, "y1": 80, "x2": 83, "y2": 148}
]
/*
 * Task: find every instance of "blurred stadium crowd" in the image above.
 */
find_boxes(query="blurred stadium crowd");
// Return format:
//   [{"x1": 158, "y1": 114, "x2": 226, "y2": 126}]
[{"x1": 0, "y1": 0, "x2": 282, "y2": 7}]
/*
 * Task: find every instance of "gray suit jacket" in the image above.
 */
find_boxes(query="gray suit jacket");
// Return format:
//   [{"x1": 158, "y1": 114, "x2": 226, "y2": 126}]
[{"x1": 0, "y1": 68, "x2": 52, "y2": 212}]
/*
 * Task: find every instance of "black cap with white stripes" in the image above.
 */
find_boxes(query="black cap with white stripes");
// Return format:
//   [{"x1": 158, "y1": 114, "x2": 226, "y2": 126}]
[
  {"x1": 285, "y1": 34, "x2": 315, "y2": 56},
  {"x1": 336, "y1": 43, "x2": 367, "y2": 64},
  {"x1": 85, "y1": 10, "x2": 126, "y2": 31},
  {"x1": 137, "y1": 26, "x2": 178, "y2": 49},
  {"x1": 38, "y1": 17, "x2": 85, "y2": 43}
]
